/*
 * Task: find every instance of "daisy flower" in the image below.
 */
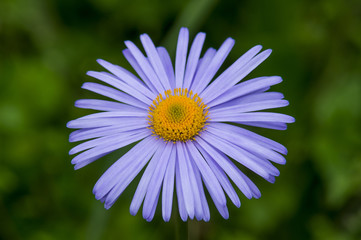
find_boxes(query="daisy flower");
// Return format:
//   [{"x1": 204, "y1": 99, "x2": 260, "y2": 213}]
[{"x1": 67, "y1": 27, "x2": 294, "y2": 222}]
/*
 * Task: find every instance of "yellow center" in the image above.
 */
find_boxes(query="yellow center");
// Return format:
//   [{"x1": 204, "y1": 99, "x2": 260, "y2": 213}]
[{"x1": 148, "y1": 88, "x2": 209, "y2": 142}]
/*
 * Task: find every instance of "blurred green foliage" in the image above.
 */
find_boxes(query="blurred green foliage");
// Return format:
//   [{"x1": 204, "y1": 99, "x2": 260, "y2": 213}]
[{"x1": 1, "y1": 0, "x2": 361, "y2": 239}]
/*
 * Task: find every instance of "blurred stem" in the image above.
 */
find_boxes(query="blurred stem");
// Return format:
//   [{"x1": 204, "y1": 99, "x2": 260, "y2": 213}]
[
  {"x1": 162, "y1": 0, "x2": 219, "y2": 57},
  {"x1": 86, "y1": 201, "x2": 109, "y2": 240},
  {"x1": 175, "y1": 218, "x2": 188, "y2": 240},
  {"x1": 188, "y1": 220, "x2": 202, "y2": 240}
]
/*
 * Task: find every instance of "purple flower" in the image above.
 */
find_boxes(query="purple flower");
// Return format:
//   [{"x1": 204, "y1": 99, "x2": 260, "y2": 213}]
[{"x1": 67, "y1": 27, "x2": 294, "y2": 222}]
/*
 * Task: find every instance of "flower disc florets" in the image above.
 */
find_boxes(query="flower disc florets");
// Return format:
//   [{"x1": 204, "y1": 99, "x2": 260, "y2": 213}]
[{"x1": 148, "y1": 88, "x2": 209, "y2": 142}]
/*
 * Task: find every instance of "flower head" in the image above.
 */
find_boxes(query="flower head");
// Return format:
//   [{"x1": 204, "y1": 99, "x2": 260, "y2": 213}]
[
  {"x1": 67, "y1": 27, "x2": 295, "y2": 221},
  {"x1": 148, "y1": 88, "x2": 209, "y2": 142}
]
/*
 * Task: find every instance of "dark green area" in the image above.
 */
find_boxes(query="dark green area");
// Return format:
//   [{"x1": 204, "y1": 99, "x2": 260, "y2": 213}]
[{"x1": 1, "y1": 0, "x2": 361, "y2": 239}]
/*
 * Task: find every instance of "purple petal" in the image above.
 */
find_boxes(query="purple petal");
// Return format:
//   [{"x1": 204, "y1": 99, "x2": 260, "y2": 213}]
[
  {"x1": 93, "y1": 137, "x2": 154, "y2": 197},
  {"x1": 157, "y1": 47, "x2": 175, "y2": 89},
  {"x1": 129, "y1": 143, "x2": 167, "y2": 216},
  {"x1": 183, "y1": 32, "x2": 206, "y2": 90},
  {"x1": 69, "y1": 125, "x2": 147, "y2": 143},
  {"x1": 195, "y1": 142, "x2": 242, "y2": 205},
  {"x1": 124, "y1": 40, "x2": 165, "y2": 94},
  {"x1": 82, "y1": 82, "x2": 148, "y2": 109},
  {"x1": 212, "y1": 92, "x2": 285, "y2": 111},
  {"x1": 69, "y1": 128, "x2": 149, "y2": 155},
  {"x1": 199, "y1": 45, "x2": 263, "y2": 101},
  {"x1": 184, "y1": 146, "x2": 204, "y2": 220},
  {"x1": 140, "y1": 34, "x2": 171, "y2": 90},
  {"x1": 144, "y1": 189, "x2": 161, "y2": 222},
  {"x1": 189, "y1": 48, "x2": 216, "y2": 90},
  {"x1": 209, "y1": 112, "x2": 295, "y2": 123},
  {"x1": 142, "y1": 143, "x2": 174, "y2": 220},
  {"x1": 208, "y1": 123, "x2": 286, "y2": 163},
  {"x1": 96, "y1": 59, "x2": 154, "y2": 98},
  {"x1": 100, "y1": 138, "x2": 162, "y2": 209},
  {"x1": 70, "y1": 129, "x2": 150, "y2": 167},
  {"x1": 211, "y1": 100, "x2": 289, "y2": 116},
  {"x1": 67, "y1": 116, "x2": 147, "y2": 129},
  {"x1": 189, "y1": 161, "x2": 210, "y2": 221},
  {"x1": 176, "y1": 160, "x2": 188, "y2": 221},
  {"x1": 76, "y1": 111, "x2": 146, "y2": 120},
  {"x1": 123, "y1": 48, "x2": 158, "y2": 93},
  {"x1": 191, "y1": 38, "x2": 235, "y2": 94},
  {"x1": 176, "y1": 142, "x2": 195, "y2": 219},
  {"x1": 207, "y1": 76, "x2": 282, "y2": 107},
  {"x1": 215, "y1": 123, "x2": 288, "y2": 154},
  {"x1": 74, "y1": 99, "x2": 131, "y2": 112},
  {"x1": 202, "y1": 48, "x2": 272, "y2": 103},
  {"x1": 186, "y1": 141, "x2": 227, "y2": 208},
  {"x1": 207, "y1": 123, "x2": 286, "y2": 164},
  {"x1": 195, "y1": 138, "x2": 254, "y2": 199},
  {"x1": 239, "y1": 121, "x2": 289, "y2": 130},
  {"x1": 87, "y1": 71, "x2": 153, "y2": 105},
  {"x1": 175, "y1": 27, "x2": 189, "y2": 88},
  {"x1": 162, "y1": 147, "x2": 177, "y2": 222},
  {"x1": 202, "y1": 130, "x2": 280, "y2": 177},
  {"x1": 199, "y1": 131, "x2": 271, "y2": 180}
]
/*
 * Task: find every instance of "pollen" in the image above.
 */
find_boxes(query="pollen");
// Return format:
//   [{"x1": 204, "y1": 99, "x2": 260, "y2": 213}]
[{"x1": 148, "y1": 88, "x2": 209, "y2": 142}]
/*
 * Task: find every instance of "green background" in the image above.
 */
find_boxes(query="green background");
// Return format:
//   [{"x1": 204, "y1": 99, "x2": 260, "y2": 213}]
[{"x1": 1, "y1": 0, "x2": 361, "y2": 239}]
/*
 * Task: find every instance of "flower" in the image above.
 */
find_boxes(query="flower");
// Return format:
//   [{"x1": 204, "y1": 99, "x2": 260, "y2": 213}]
[{"x1": 67, "y1": 27, "x2": 295, "y2": 222}]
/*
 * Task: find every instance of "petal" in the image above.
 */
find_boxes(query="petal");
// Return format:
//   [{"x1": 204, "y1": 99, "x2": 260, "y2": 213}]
[
  {"x1": 67, "y1": 116, "x2": 147, "y2": 129},
  {"x1": 183, "y1": 146, "x2": 204, "y2": 221},
  {"x1": 144, "y1": 190, "x2": 161, "y2": 222},
  {"x1": 140, "y1": 34, "x2": 171, "y2": 90},
  {"x1": 213, "y1": 92, "x2": 285, "y2": 111},
  {"x1": 176, "y1": 160, "x2": 188, "y2": 221},
  {"x1": 70, "y1": 129, "x2": 150, "y2": 167},
  {"x1": 200, "y1": 131, "x2": 271, "y2": 180},
  {"x1": 176, "y1": 142, "x2": 194, "y2": 219},
  {"x1": 186, "y1": 141, "x2": 227, "y2": 209},
  {"x1": 189, "y1": 161, "x2": 210, "y2": 221},
  {"x1": 191, "y1": 38, "x2": 235, "y2": 94},
  {"x1": 73, "y1": 153, "x2": 109, "y2": 170},
  {"x1": 157, "y1": 47, "x2": 175, "y2": 89},
  {"x1": 162, "y1": 146, "x2": 177, "y2": 222},
  {"x1": 87, "y1": 71, "x2": 153, "y2": 105},
  {"x1": 195, "y1": 138, "x2": 254, "y2": 199},
  {"x1": 69, "y1": 128, "x2": 149, "y2": 155},
  {"x1": 182, "y1": 32, "x2": 206, "y2": 90},
  {"x1": 200, "y1": 45, "x2": 263, "y2": 102},
  {"x1": 75, "y1": 111, "x2": 146, "y2": 120},
  {"x1": 122, "y1": 48, "x2": 158, "y2": 93},
  {"x1": 210, "y1": 100, "x2": 289, "y2": 116},
  {"x1": 207, "y1": 76, "x2": 283, "y2": 108},
  {"x1": 93, "y1": 137, "x2": 154, "y2": 198},
  {"x1": 82, "y1": 82, "x2": 149, "y2": 109},
  {"x1": 207, "y1": 123, "x2": 286, "y2": 164},
  {"x1": 216, "y1": 123, "x2": 288, "y2": 154},
  {"x1": 96, "y1": 59, "x2": 155, "y2": 98},
  {"x1": 195, "y1": 142, "x2": 241, "y2": 205},
  {"x1": 239, "y1": 121, "x2": 289, "y2": 130},
  {"x1": 124, "y1": 40, "x2": 165, "y2": 94},
  {"x1": 201, "y1": 48, "x2": 272, "y2": 103},
  {"x1": 142, "y1": 143, "x2": 174, "y2": 220},
  {"x1": 129, "y1": 142, "x2": 168, "y2": 216},
  {"x1": 189, "y1": 48, "x2": 216, "y2": 90},
  {"x1": 204, "y1": 130, "x2": 281, "y2": 178},
  {"x1": 99, "y1": 137, "x2": 162, "y2": 208},
  {"x1": 209, "y1": 112, "x2": 295, "y2": 124},
  {"x1": 175, "y1": 27, "x2": 189, "y2": 88},
  {"x1": 74, "y1": 99, "x2": 133, "y2": 112},
  {"x1": 69, "y1": 125, "x2": 146, "y2": 142}
]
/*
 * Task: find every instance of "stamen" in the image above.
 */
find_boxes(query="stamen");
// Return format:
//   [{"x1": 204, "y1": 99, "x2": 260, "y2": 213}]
[{"x1": 148, "y1": 88, "x2": 209, "y2": 142}]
